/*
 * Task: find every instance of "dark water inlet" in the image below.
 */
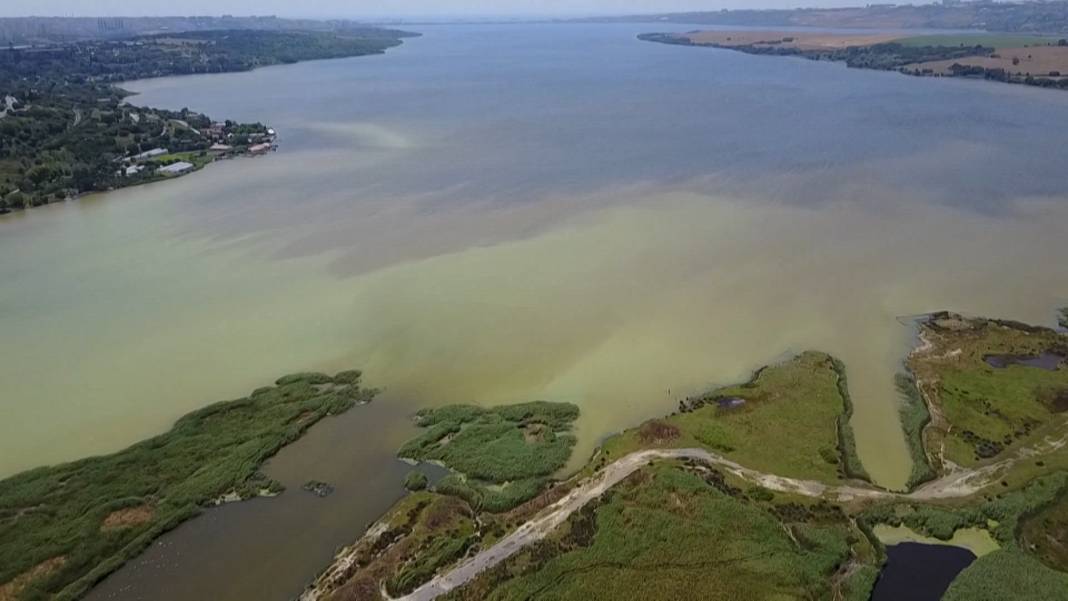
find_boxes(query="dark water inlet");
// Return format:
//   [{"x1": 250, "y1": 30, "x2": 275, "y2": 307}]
[
  {"x1": 870, "y1": 542, "x2": 976, "y2": 601},
  {"x1": 85, "y1": 397, "x2": 420, "y2": 601},
  {"x1": 984, "y1": 352, "x2": 1065, "y2": 371}
]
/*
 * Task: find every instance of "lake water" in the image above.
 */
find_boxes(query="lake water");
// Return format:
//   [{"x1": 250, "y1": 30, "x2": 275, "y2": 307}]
[
  {"x1": 4, "y1": 21, "x2": 1068, "y2": 599},
  {"x1": 871, "y1": 542, "x2": 977, "y2": 601}
]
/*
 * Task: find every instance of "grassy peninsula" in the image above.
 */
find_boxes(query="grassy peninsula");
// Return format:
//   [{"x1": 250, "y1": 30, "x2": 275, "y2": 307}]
[
  {"x1": 597, "y1": 351, "x2": 867, "y2": 484},
  {"x1": 0, "y1": 28, "x2": 415, "y2": 213},
  {"x1": 0, "y1": 369, "x2": 376, "y2": 601},
  {"x1": 306, "y1": 353, "x2": 876, "y2": 601}
]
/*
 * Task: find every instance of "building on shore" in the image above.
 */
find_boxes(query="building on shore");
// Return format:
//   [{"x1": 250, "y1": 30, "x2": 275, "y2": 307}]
[
  {"x1": 157, "y1": 161, "x2": 194, "y2": 175},
  {"x1": 133, "y1": 148, "x2": 168, "y2": 161}
]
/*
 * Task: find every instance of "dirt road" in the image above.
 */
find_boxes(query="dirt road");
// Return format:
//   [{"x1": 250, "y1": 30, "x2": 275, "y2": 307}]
[
  {"x1": 389, "y1": 437, "x2": 1065, "y2": 601},
  {"x1": 390, "y1": 447, "x2": 892, "y2": 601}
]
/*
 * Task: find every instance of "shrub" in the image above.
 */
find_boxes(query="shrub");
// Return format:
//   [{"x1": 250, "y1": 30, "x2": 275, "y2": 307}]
[{"x1": 404, "y1": 471, "x2": 428, "y2": 492}]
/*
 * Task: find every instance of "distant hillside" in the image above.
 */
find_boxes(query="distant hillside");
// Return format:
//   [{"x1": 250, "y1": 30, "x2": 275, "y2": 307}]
[
  {"x1": 588, "y1": 1, "x2": 1068, "y2": 34},
  {"x1": 0, "y1": 15, "x2": 414, "y2": 45}
]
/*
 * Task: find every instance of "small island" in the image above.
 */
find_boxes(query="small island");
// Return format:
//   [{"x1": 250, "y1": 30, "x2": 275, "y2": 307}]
[
  {"x1": 0, "y1": 27, "x2": 415, "y2": 213},
  {"x1": 639, "y1": 31, "x2": 1068, "y2": 92}
]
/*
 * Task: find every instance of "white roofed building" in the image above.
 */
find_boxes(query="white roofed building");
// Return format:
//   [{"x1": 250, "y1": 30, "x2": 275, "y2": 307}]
[{"x1": 157, "y1": 161, "x2": 194, "y2": 175}]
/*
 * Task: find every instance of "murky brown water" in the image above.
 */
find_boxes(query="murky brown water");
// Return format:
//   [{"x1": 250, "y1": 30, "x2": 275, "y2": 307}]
[
  {"x1": 85, "y1": 395, "x2": 422, "y2": 601},
  {"x1": 4, "y1": 22, "x2": 1068, "y2": 600}
]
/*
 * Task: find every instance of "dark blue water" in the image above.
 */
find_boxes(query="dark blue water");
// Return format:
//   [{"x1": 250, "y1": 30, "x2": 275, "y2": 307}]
[
  {"x1": 871, "y1": 542, "x2": 977, "y2": 601},
  {"x1": 985, "y1": 352, "x2": 1065, "y2": 371}
]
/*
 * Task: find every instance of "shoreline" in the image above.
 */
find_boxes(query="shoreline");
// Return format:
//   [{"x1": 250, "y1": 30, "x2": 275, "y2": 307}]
[
  {"x1": 0, "y1": 370, "x2": 378, "y2": 601},
  {"x1": 0, "y1": 143, "x2": 278, "y2": 218},
  {"x1": 638, "y1": 31, "x2": 1068, "y2": 93},
  {"x1": 0, "y1": 29, "x2": 416, "y2": 217},
  {"x1": 300, "y1": 311, "x2": 1068, "y2": 601}
]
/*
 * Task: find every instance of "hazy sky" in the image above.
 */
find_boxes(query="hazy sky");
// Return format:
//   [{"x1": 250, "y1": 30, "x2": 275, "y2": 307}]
[{"x1": 0, "y1": 1, "x2": 877, "y2": 19}]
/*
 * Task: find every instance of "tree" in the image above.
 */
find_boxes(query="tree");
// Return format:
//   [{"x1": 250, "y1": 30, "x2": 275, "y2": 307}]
[{"x1": 6, "y1": 190, "x2": 25, "y2": 209}]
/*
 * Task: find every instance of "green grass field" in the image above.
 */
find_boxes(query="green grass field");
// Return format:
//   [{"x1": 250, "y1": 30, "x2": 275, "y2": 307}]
[
  {"x1": 149, "y1": 151, "x2": 213, "y2": 168},
  {"x1": 893, "y1": 34, "x2": 1062, "y2": 49},
  {"x1": 940, "y1": 362, "x2": 1068, "y2": 465},
  {"x1": 399, "y1": 401, "x2": 579, "y2": 512},
  {"x1": 0, "y1": 370, "x2": 375, "y2": 601},
  {"x1": 597, "y1": 351, "x2": 858, "y2": 484},
  {"x1": 444, "y1": 463, "x2": 874, "y2": 601},
  {"x1": 909, "y1": 317, "x2": 1068, "y2": 468},
  {"x1": 942, "y1": 549, "x2": 1068, "y2": 601}
]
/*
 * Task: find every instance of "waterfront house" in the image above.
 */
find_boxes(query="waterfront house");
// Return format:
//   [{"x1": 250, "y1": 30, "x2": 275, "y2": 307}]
[{"x1": 157, "y1": 161, "x2": 194, "y2": 175}]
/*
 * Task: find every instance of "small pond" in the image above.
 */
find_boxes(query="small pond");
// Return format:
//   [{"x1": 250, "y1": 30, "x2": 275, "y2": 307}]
[
  {"x1": 870, "y1": 542, "x2": 976, "y2": 601},
  {"x1": 716, "y1": 396, "x2": 747, "y2": 409},
  {"x1": 984, "y1": 352, "x2": 1065, "y2": 371}
]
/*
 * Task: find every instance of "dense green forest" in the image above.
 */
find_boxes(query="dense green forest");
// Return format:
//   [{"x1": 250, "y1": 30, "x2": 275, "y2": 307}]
[{"x1": 0, "y1": 28, "x2": 413, "y2": 212}]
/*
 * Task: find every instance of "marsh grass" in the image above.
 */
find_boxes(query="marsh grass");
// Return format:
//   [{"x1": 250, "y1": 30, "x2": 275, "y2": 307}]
[
  {"x1": 942, "y1": 549, "x2": 1068, "y2": 601},
  {"x1": 400, "y1": 401, "x2": 579, "y2": 512},
  {"x1": 895, "y1": 372, "x2": 937, "y2": 489},
  {"x1": 0, "y1": 370, "x2": 375, "y2": 601},
  {"x1": 831, "y1": 358, "x2": 871, "y2": 482},
  {"x1": 443, "y1": 463, "x2": 873, "y2": 601},
  {"x1": 598, "y1": 351, "x2": 860, "y2": 484},
  {"x1": 910, "y1": 317, "x2": 1068, "y2": 468},
  {"x1": 861, "y1": 472, "x2": 1068, "y2": 544},
  {"x1": 1020, "y1": 489, "x2": 1068, "y2": 572},
  {"x1": 321, "y1": 491, "x2": 477, "y2": 601}
]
